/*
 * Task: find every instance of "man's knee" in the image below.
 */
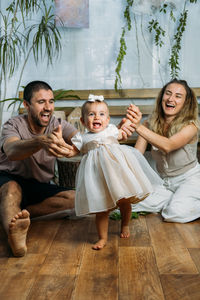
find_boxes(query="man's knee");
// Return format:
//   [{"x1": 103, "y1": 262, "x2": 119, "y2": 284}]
[{"x1": 0, "y1": 180, "x2": 22, "y2": 198}]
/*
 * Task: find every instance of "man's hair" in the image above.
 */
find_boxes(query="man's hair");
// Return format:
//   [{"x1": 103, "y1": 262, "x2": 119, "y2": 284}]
[{"x1": 23, "y1": 81, "x2": 53, "y2": 103}]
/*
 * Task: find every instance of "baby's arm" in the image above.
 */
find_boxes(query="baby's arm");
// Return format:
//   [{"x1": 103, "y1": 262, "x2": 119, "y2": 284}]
[
  {"x1": 65, "y1": 144, "x2": 80, "y2": 157},
  {"x1": 118, "y1": 118, "x2": 133, "y2": 140},
  {"x1": 59, "y1": 143, "x2": 80, "y2": 158},
  {"x1": 117, "y1": 128, "x2": 125, "y2": 140},
  {"x1": 69, "y1": 131, "x2": 84, "y2": 157},
  {"x1": 120, "y1": 118, "x2": 132, "y2": 129}
]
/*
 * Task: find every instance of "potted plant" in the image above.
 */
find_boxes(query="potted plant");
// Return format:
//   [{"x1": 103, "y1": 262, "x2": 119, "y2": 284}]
[{"x1": 0, "y1": 0, "x2": 63, "y2": 126}]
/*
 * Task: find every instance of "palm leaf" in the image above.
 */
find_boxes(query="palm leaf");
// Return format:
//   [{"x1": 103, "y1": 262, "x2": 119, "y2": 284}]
[{"x1": 54, "y1": 89, "x2": 80, "y2": 100}]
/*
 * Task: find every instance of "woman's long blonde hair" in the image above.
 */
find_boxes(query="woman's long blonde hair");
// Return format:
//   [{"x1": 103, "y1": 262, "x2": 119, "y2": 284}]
[{"x1": 148, "y1": 79, "x2": 199, "y2": 137}]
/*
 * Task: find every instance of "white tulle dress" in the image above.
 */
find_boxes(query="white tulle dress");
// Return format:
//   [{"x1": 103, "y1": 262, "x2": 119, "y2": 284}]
[{"x1": 71, "y1": 124, "x2": 162, "y2": 216}]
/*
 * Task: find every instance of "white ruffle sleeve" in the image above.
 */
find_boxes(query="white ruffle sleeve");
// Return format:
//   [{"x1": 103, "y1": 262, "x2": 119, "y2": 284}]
[{"x1": 71, "y1": 132, "x2": 83, "y2": 151}]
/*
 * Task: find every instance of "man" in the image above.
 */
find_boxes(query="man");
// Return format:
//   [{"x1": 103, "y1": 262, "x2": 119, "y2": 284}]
[
  {"x1": 0, "y1": 80, "x2": 134, "y2": 257},
  {"x1": 0, "y1": 81, "x2": 78, "y2": 257}
]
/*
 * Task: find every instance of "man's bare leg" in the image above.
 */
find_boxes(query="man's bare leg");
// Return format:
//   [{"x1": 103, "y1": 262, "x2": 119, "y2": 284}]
[
  {"x1": 0, "y1": 181, "x2": 30, "y2": 257},
  {"x1": 92, "y1": 211, "x2": 109, "y2": 250},
  {"x1": 118, "y1": 199, "x2": 132, "y2": 238},
  {"x1": 26, "y1": 190, "x2": 75, "y2": 217}
]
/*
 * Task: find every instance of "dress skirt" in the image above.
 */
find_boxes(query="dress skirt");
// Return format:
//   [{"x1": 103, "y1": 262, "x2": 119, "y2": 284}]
[{"x1": 75, "y1": 142, "x2": 162, "y2": 216}]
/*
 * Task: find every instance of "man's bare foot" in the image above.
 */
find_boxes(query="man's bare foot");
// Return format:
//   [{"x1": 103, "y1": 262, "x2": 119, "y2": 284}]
[
  {"x1": 120, "y1": 225, "x2": 130, "y2": 238},
  {"x1": 92, "y1": 238, "x2": 107, "y2": 250},
  {"x1": 8, "y1": 209, "x2": 30, "y2": 257}
]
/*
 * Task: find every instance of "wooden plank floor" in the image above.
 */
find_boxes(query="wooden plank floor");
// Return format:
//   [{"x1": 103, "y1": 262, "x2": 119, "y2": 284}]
[{"x1": 1, "y1": 213, "x2": 200, "y2": 300}]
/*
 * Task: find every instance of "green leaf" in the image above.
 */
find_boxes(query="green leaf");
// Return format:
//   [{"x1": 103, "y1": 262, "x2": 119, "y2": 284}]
[
  {"x1": 109, "y1": 211, "x2": 150, "y2": 220},
  {"x1": 54, "y1": 89, "x2": 80, "y2": 100},
  {"x1": 109, "y1": 211, "x2": 121, "y2": 220}
]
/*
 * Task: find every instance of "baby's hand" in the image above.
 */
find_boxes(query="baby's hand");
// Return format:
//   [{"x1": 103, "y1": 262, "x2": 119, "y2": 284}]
[
  {"x1": 120, "y1": 118, "x2": 132, "y2": 129},
  {"x1": 118, "y1": 118, "x2": 135, "y2": 141}
]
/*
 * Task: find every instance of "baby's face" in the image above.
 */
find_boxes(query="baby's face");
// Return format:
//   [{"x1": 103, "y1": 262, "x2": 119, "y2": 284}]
[{"x1": 82, "y1": 102, "x2": 110, "y2": 133}]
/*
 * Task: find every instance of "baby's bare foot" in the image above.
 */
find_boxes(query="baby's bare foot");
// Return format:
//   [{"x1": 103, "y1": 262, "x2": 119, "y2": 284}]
[
  {"x1": 8, "y1": 209, "x2": 30, "y2": 257},
  {"x1": 120, "y1": 225, "x2": 130, "y2": 238},
  {"x1": 92, "y1": 238, "x2": 107, "y2": 250}
]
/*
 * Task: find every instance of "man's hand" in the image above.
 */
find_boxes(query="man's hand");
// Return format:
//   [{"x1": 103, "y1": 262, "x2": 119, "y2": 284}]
[
  {"x1": 3, "y1": 125, "x2": 77, "y2": 161},
  {"x1": 43, "y1": 125, "x2": 74, "y2": 158}
]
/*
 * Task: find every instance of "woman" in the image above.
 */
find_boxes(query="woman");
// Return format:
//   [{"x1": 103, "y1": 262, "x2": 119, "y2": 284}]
[{"x1": 127, "y1": 78, "x2": 200, "y2": 223}]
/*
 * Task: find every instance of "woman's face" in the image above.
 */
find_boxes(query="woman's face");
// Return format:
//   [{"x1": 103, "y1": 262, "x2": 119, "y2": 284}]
[{"x1": 161, "y1": 83, "x2": 187, "y2": 120}]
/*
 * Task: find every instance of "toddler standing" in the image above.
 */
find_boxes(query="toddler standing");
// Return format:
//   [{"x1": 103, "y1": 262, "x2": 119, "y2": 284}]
[{"x1": 66, "y1": 94, "x2": 162, "y2": 249}]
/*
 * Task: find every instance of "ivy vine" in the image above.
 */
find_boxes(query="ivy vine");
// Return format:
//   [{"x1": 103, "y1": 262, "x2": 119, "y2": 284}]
[
  {"x1": 115, "y1": 0, "x2": 198, "y2": 91},
  {"x1": 148, "y1": 19, "x2": 165, "y2": 48},
  {"x1": 115, "y1": 0, "x2": 134, "y2": 92},
  {"x1": 114, "y1": 27, "x2": 126, "y2": 92},
  {"x1": 169, "y1": 6, "x2": 188, "y2": 78}
]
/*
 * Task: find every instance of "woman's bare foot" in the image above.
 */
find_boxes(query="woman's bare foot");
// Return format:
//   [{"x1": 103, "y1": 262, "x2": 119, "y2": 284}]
[
  {"x1": 8, "y1": 209, "x2": 30, "y2": 257},
  {"x1": 92, "y1": 238, "x2": 107, "y2": 250},
  {"x1": 120, "y1": 225, "x2": 130, "y2": 238}
]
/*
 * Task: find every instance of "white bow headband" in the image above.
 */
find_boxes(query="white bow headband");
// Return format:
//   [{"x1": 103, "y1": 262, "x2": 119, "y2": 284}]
[{"x1": 88, "y1": 94, "x2": 104, "y2": 102}]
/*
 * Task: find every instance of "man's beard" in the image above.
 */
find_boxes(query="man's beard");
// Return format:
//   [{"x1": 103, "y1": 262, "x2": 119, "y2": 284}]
[{"x1": 31, "y1": 112, "x2": 51, "y2": 128}]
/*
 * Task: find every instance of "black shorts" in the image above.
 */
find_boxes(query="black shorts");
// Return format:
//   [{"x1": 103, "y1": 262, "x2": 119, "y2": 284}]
[{"x1": 0, "y1": 171, "x2": 71, "y2": 209}]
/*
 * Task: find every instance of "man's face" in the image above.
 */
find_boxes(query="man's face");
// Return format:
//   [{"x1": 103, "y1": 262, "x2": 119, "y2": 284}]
[{"x1": 24, "y1": 89, "x2": 55, "y2": 132}]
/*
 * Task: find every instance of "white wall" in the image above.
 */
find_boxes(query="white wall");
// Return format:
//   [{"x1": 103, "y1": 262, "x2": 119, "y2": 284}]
[{"x1": 1, "y1": 0, "x2": 200, "y2": 123}]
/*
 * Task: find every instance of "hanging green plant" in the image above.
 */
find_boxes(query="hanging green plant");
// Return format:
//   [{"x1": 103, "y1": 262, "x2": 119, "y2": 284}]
[
  {"x1": 0, "y1": 0, "x2": 63, "y2": 125},
  {"x1": 168, "y1": 0, "x2": 197, "y2": 77},
  {"x1": 115, "y1": 0, "x2": 134, "y2": 92},
  {"x1": 115, "y1": 27, "x2": 126, "y2": 92},
  {"x1": 148, "y1": 19, "x2": 165, "y2": 48},
  {"x1": 115, "y1": 0, "x2": 198, "y2": 91},
  {"x1": 169, "y1": 7, "x2": 188, "y2": 78}
]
